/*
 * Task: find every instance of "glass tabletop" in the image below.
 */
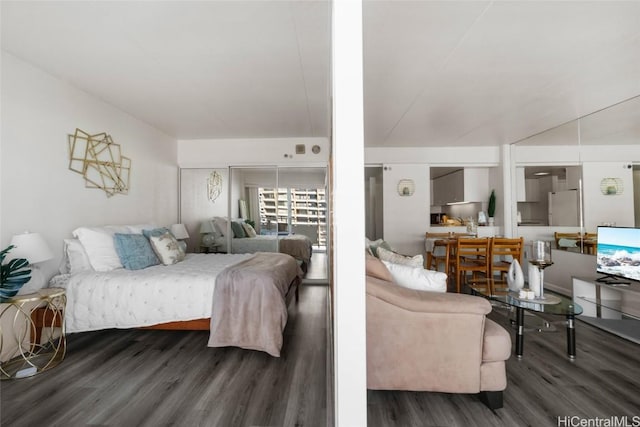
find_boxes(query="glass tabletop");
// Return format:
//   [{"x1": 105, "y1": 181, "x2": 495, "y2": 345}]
[{"x1": 469, "y1": 279, "x2": 583, "y2": 316}]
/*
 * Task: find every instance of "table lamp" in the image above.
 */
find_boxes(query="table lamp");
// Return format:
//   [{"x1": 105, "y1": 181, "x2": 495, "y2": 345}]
[
  {"x1": 170, "y1": 224, "x2": 189, "y2": 252},
  {"x1": 9, "y1": 231, "x2": 54, "y2": 294}
]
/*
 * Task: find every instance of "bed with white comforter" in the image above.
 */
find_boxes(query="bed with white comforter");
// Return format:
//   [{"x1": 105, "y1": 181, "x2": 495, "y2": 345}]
[{"x1": 52, "y1": 253, "x2": 254, "y2": 333}]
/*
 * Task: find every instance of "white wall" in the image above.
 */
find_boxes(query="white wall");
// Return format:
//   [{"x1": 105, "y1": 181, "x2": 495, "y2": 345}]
[
  {"x1": 179, "y1": 168, "x2": 229, "y2": 252},
  {"x1": 1, "y1": 52, "x2": 178, "y2": 281},
  {"x1": 178, "y1": 137, "x2": 330, "y2": 167},
  {"x1": 381, "y1": 164, "x2": 429, "y2": 255}
]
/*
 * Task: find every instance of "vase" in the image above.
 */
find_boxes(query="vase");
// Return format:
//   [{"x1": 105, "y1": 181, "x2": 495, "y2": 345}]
[
  {"x1": 488, "y1": 217, "x2": 495, "y2": 226},
  {"x1": 507, "y1": 259, "x2": 525, "y2": 292}
]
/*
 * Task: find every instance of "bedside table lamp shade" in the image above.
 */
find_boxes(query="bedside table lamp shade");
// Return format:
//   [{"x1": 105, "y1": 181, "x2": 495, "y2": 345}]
[
  {"x1": 9, "y1": 232, "x2": 53, "y2": 265},
  {"x1": 170, "y1": 224, "x2": 189, "y2": 240}
]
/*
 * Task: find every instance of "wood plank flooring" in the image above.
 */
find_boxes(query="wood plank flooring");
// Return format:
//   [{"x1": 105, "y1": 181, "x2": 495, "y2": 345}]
[
  {"x1": 0, "y1": 284, "x2": 330, "y2": 427},
  {"x1": 368, "y1": 306, "x2": 640, "y2": 427},
  {"x1": 3, "y1": 281, "x2": 640, "y2": 427}
]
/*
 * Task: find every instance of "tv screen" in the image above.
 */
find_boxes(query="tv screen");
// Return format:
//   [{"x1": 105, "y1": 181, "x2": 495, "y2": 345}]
[{"x1": 596, "y1": 226, "x2": 640, "y2": 283}]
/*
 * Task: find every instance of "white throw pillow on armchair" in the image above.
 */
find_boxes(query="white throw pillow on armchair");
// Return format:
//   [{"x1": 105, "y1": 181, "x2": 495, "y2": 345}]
[{"x1": 382, "y1": 260, "x2": 447, "y2": 293}]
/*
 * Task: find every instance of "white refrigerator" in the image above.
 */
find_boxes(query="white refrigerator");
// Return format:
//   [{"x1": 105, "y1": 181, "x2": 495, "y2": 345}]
[{"x1": 548, "y1": 190, "x2": 580, "y2": 226}]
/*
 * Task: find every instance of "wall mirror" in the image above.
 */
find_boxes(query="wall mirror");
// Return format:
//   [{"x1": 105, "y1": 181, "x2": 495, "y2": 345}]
[
  {"x1": 512, "y1": 94, "x2": 640, "y2": 254},
  {"x1": 180, "y1": 166, "x2": 328, "y2": 276}
]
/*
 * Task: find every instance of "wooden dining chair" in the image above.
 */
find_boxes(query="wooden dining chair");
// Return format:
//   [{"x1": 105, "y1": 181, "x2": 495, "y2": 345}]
[
  {"x1": 454, "y1": 237, "x2": 490, "y2": 293},
  {"x1": 424, "y1": 232, "x2": 453, "y2": 273},
  {"x1": 489, "y1": 237, "x2": 524, "y2": 279}
]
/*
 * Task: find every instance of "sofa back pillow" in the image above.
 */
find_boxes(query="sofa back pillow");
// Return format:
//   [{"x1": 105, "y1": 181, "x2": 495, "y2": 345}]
[
  {"x1": 382, "y1": 260, "x2": 447, "y2": 293},
  {"x1": 230, "y1": 221, "x2": 246, "y2": 238},
  {"x1": 377, "y1": 246, "x2": 424, "y2": 268}
]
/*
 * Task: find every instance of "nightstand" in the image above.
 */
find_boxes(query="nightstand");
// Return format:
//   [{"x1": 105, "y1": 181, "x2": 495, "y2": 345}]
[
  {"x1": 0, "y1": 287, "x2": 66, "y2": 379},
  {"x1": 200, "y1": 243, "x2": 222, "y2": 254}
]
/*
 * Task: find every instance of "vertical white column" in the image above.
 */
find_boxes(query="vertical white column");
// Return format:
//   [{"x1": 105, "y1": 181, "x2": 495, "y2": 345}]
[{"x1": 332, "y1": 0, "x2": 367, "y2": 426}]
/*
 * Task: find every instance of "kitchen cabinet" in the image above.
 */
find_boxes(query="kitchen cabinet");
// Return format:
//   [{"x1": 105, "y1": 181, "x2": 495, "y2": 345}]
[
  {"x1": 432, "y1": 168, "x2": 488, "y2": 205},
  {"x1": 516, "y1": 167, "x2": 539, "y2": 202}
]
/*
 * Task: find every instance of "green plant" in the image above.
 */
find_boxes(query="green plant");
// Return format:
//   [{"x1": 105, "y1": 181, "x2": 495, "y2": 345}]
[
  {"x1": 488, "y1": 189, "x2": 496, "y2": 218},
  {"x1": 0, "y1": 245, "x2": 31, "y2": 302},
  {"x1": 244, "y1": 219, "x2": 256, "y2": 229}
]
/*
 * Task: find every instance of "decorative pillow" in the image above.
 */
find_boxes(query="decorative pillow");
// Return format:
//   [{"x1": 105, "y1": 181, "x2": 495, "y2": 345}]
[
  {"x1": 365, "y1": 253, "x2": 393, "y2": 282},
  {"x1": 142, "y1": 227, "x2": 171, "y2": 239},
  {"x1": 242, "y1": 222, "x2": 257, "y2": 238},
  {"x1": 377, "y1": 246, "x2": 424, "y2": 268},
  {"x1": 368, "y1": 239, "x2": 393, "y2": 257},
  {"x1": 382, "y1": 260, "x2": 447, "y2": 293},
  {"x1": 231, "y1": 221, "x2": 246, "y2": 238},
  {"x1": 61, "y1": 238, "x2": 93, "y2": 274},
  {"x1": 149, "y1": 231, "x2": 186, "y2": 265},
  {"x1": 113, "y1": 233, "x2": 159, "y2": 270},
  {"x1": 72, "y1": 226, "x2": 130, "y2": 271}
]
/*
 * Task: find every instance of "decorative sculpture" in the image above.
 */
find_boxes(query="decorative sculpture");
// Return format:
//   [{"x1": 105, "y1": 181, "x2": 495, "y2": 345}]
[
  {"x1": 68, "y1": 128, "x2": 130, "y2": 197},
  {"x1": 507, "y1": 259, "x2": 525, "y2": 292},
  {"x1": 207, "y1": 171, "x2": 223, "y2": 202}
]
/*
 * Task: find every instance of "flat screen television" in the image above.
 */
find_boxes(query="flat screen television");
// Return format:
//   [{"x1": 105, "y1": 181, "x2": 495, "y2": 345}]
[{"x1": 596, "y1": 226, "x2": 640, "y2": 284}]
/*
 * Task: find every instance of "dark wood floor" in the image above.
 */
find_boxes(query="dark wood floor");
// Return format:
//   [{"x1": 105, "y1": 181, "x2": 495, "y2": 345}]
[
  {"x1": 368, "y1": 305, "x2": 640, "y2": 427},
  {"x1": 3, "y1": 282, "x2": 640, "y2": 427},
  {"x1": 0, "y1": 284, "x2": 330, "y2": 427}
]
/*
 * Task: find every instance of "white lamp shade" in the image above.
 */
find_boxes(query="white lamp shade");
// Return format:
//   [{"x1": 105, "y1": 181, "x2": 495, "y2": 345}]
[
  {"x1": 200, "y1": 220, "x2": 215, "y2": 234},
  {"x1": 170, "y1": 224, "x2": 189, "y2": 240},
  {"x1": 9, "y1": 232, "x2": 54, "y2": 264}
]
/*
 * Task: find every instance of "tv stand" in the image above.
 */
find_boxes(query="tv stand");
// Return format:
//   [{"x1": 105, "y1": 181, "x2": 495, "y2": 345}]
[
  {"x1": 596, "y1": 275, "x2": 630, "y2": 286},
  {"x1": 572, "y1": 277, "x2": 640, "y2": 344}
]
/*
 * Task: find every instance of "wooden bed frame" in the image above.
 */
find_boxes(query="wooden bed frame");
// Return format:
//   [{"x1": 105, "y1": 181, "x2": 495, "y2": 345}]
[{"x1": 140, "y1": 276, "x2": 300, "y2": 331}]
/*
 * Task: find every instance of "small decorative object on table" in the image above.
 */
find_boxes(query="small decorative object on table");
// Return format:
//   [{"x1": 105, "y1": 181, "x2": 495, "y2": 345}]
[
  {"x1": 529, "y1": 240, "x2": 553, "y2": 299},
  {"x1": 507, "y1": 259, "x2": 525, "y2": 292}
]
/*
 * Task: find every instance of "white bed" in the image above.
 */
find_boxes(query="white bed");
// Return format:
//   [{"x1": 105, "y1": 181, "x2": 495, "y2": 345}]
[
  {"x1": 51, "y1": 253, "x2": 254, "y2": 333},
  {"x1": 213, "y1": 234, "x2": 313, "y2": 264}
]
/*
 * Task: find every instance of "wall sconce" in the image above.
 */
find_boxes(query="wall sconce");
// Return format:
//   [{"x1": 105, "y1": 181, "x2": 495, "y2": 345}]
[
  {"x1": 397, "y1": 179, "x2": 415, "y2": 196},
  {"x1": 600, "y1": 178, "x2": 623, "y2": 195}
]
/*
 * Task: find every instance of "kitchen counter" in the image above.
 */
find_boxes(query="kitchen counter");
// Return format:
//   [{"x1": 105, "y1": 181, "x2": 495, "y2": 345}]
[{"x1": 428, "y1": 225, "x2": 500, "y2": 237}]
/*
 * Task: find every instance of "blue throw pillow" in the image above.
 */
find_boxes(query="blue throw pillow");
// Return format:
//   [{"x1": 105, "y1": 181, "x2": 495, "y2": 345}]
[{"x1": 114, "y1": 233, "x2": 160, "y2": 270}]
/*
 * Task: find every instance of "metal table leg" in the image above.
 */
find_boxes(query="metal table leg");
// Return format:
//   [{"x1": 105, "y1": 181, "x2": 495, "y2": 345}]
[
  {"x1": 566, "y1": 314, "x2": 576, "y2": 359},
  {"x1": 516, "y1": 307, "x2": 524, "y2": 357}
]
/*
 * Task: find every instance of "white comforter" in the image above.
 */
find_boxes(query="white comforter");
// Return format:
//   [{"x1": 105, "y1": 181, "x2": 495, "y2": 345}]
[{"x1": 52, "y1": 253, "x2": 253, "y2": 333}]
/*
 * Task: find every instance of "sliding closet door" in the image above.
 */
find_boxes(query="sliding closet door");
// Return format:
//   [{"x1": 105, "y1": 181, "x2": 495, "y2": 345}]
[
  {"x1": 179, "y1": 168, "x2": 229, "y2": 253},
  {"x1": 229, "y1": 166, "x2": 278, "y2": 254}
]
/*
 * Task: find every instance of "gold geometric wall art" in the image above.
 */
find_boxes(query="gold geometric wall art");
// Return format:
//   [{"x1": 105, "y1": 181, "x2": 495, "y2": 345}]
[{"x1": 68, "y1": 128, "x2": 131, "y2": 197}]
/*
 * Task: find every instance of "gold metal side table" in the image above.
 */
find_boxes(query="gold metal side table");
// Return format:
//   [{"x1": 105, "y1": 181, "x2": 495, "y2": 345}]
[{"x1": 0, "y1": 287, "x2": 66, "y2": 379}]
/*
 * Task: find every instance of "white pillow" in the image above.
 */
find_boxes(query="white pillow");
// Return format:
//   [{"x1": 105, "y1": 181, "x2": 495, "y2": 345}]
[
  {"x1": 382, "y1": 260, "x2": 447, "y2": 293},
  {"x1": 72, "y1": 226, "x2": 129, "y2": 271},
  {"x1": 149, "y1": 231, "x2": 186, "y2": 265},
  {"x1": 377, "y1": 246, "x2": 424, "y2": 268},
  {"x1": 61, "y1": 238, "x2": 93, "y2": 274}
]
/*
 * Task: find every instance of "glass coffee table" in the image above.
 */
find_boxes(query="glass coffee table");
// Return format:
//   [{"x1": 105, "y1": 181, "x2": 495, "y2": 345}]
[{"x1": 469, "y1": 279, "x2": 583, "y2": 359}]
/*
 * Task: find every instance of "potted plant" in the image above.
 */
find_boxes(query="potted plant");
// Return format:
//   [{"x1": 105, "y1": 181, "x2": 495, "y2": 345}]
[
  {"x1": 488, "y1": 189, "x2": 496, "y2": 226},
  {"x1": 0, "y1": 245, "x2": 32, "y2": 302}
]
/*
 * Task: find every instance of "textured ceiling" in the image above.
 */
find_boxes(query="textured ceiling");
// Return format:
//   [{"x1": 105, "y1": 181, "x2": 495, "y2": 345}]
[{"x1": 2, "y1": 1, "x2": 640, "y2": 147}]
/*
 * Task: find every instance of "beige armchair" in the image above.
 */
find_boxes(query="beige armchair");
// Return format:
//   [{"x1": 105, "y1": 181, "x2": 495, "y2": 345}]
[{"x1": 366, "y1": 275, "x2": 512, "y2": 409}]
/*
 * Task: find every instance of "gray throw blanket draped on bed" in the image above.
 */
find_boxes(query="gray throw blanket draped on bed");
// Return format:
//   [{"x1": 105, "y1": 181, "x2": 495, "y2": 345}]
[{"x1": 208, "y1": 252, "x2": 302, "y2": 357}]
